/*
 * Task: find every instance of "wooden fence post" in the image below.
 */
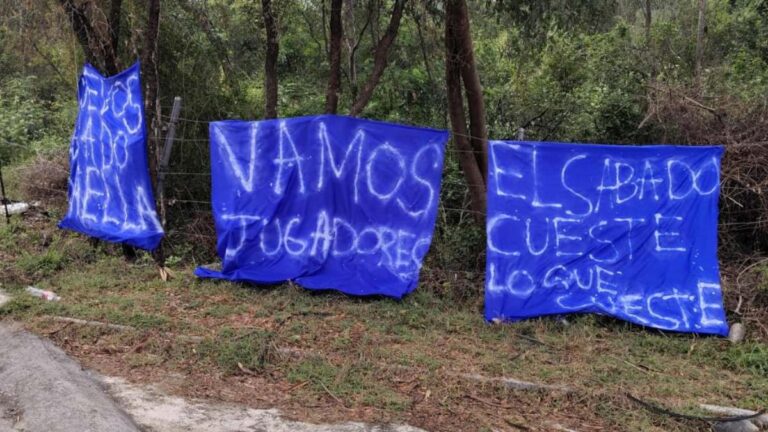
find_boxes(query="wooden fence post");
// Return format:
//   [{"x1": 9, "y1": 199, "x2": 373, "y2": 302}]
[
  {"x1": 157, "y1": 96, "x2": 181, "y2": 228},
  {"x1": 0, "y1": 161, "x2": 9, "y2": 224}
]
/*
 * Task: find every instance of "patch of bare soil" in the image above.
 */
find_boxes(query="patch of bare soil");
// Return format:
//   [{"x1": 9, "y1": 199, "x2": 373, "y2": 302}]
[
  {"x1": 101, "y1": 376, "x2": 425, "y2": 432},
  {"x1": 26, "y1": 319, "x2": 611, "y2": 432}
]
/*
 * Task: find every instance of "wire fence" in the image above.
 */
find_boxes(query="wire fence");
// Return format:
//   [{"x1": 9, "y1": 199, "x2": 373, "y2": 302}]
[
  {"x1": 3, "y1": 105, "x2": 768, "y2": 270},
  {"x1": 160, "y1": 113, "x2": 768, "y2": 206}
]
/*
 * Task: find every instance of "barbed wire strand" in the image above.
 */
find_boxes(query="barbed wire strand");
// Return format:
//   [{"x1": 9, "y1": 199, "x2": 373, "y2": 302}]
[{"x1": 158, "y1": 113, "x2": 768, "y2": 149}]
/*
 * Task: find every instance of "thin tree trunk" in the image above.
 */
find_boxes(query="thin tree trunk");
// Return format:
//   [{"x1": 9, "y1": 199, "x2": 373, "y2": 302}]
[
  {"x1": 58, "y1": 0, "x2": 99, "y2": 68},
  {"x1": 325, "y1": 0, "x2": 343, "y2": 114},
  {"x1": 445, "y1": 1, "x2": 486, "y2": 220},
  {"x1": 644, "y1": 0, "x2": 651, "y2": 48},
  {"x1": 94, "y1": 0, "x2": 120, "y2": 75},
  {"x1": 369, "y1": 0, "x2": 380, "y2": 46},
  {"x1": 58, "y1": 0, "x2": 119, "y2": 75},
  {"x1": 695, "y1": 0, "x2": 706, "y2": 89},
  {"x1": 108, "y1": 0, "x2": 123, "y2": 65},
  {"x1": 178, "y1": 2, "x2": 239, "y2": 93},
  {"x1": 344, "y1": 0, "x2": 358, "y2": 98},
  {"x1": 349, "y1": 0, "x2": 406, "y2": 116},
  {"x1": 321, "y1": 0, "x2": 329, "y2": 55},
  {"x1": 262, "y1": 0, "x2": 279, "y2": 119},
  {"x1": 412, "y1": 5, "x2": 435, "y2": 87},
  {"x1": 143, "y1": 0, "x2": 162, "y2": 261},
  {"x1": 644, "y1": 0, "x2": 655, "y2": 78},
  {"x1": 449, "y1": 0, "x2": 487, "y2": 182},
  {"x1": 143, "y1": 0, "x2": 161, "y2": 180}
]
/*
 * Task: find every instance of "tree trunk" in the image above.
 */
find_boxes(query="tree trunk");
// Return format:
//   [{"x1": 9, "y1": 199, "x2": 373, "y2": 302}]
[
  {"x1": 321, "y1": 0, "x2": 329, "y2": 55},
  {"x1": 58, "y1": 0, "x2": 119, "y2": 75},
  {"x1": 325, "y1": 0, "x2": 343, "y2": 114},
  {"x1": 344, "y1": 0, "x2": 358, "y2": 98},
  {"x1": 143, "y1": 0, "x2": 162, "y2": 260},
  {"x1": 58, "y1": 0, "x2": 100, "y2": 69},
  {"x1": 142, "y1": 0, "x2": 161, "y2": 180},
  {"x1": 108, "y1": 0, "x2": 123, "y2": 66},
  {"x1": 695, "y1": 0, "x2": 706, "y2": 89},
  {"x1": 262, "y1": 0, "x2": 279, "y2": 119},
  {"x1": 178, "y1": 2, "x2": 240, "y2": 94},
  {"x1": 449, "y1": 0, "x2": 487, "y2": 182},
  {"x1": 644, "y1": 0, "x2": 651, "y2": 48},
  {"x1": 412, "y1": 5, "x2": 435, "y2": 87},
  {"x1": 349, "y1": 0, "x2": 406, "y2": 117},
  {"x1": 445, "y1": 0, "x2": 486, "y2": 220},
  {"x1": 644, "y1": 0, "x2": 655, "y2": 78}
]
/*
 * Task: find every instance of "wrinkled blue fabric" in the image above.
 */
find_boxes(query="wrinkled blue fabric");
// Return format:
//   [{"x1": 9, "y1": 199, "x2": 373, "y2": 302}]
[
  {"x1": 195, "y1": 115, "x2": 448, "y2": 298},
  {"x1": 486, "y1": 141, "x2": 728, "y2": 336},
  {"x1": 59, "y1": 62, "x2": 163, "y2": 251}
]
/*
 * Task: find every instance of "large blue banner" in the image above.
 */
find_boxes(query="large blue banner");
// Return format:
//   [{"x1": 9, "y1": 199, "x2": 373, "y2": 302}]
[
  {"x1": 486, "y1": 141, "x2": 728, "y2": 336},
  {"x1": 195, "y1": 115, "x2": 448, "y2": 298},
  {"x1": 59, "y1": 62, "x2": 163, "y2": 251}
]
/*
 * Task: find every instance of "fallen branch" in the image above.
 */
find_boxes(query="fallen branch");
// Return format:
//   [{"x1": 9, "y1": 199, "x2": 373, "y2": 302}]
[
  {"x1": 287, "y1": 380, "x2": 309, "y2": 392},
  {"x1": 41, "y1": 315, "x2": 203, "y2": 343},
  {"x1": 464, "y1": 393, "x2": 512, "y2": 409},
  {"x1": 544, "y1": 422, "x2": 580, "y2": 432},
  {"x1": 700, "y1": 404, "x2": 768, "y2": 427},
  {"x1": 237, "y1": 362, "x2": 259, "y2": 377},
  {"x1": 46, "y1": 316, "x2": 133, "y2": 332},
  {"x1": 609, "y1": 355, "x2": 660, "y2": 374},
  {"x1": 43, "y1": 320, "x2": 73, "y2": 336},
  {"x1": 457, "y1": 373, "x2": 574, "y2": 393},
  {"x1": 627, "y1": 393, "x2": 766, "y2": 423},
  {"x1": 318, "y1": 380, "x2": 344, "y2": 406}
]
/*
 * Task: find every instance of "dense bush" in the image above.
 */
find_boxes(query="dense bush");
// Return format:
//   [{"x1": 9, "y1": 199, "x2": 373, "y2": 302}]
[
  {"x1": 0, "y1": 76, "x2": 74, "y2": 165},
  {"x1": 3, "y1": 0, "x2": 768, "y2": 262}
]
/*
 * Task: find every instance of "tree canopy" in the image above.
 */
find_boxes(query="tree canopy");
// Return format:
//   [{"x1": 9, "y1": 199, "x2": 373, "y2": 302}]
[{"x1": 3, "y1": 0, "x2": 768, "y2": 255}]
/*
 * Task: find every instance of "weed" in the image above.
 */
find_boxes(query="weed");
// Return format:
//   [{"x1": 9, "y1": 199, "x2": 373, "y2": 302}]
[
  {"x1": 1, "y1": 219, "x2": 767, "y2": 430},
  {"x1": 17, "y1": 249, "x2": 65, "y2": 277},
  {"x1": 125, "y1": 313, "x2": 170, "y2": 330},
  {"x1": 0, "y1": 294, "x2": 36, "y2": 317},
  {"x1": 198, "y1": 327, "x2": 274, "y2": 374},
  {"x1": 727, "y1": 343, "x2": 768, "y2": 375},
  {"x1": 127, "y1": 353, "x2": 164, "y2": 368}
]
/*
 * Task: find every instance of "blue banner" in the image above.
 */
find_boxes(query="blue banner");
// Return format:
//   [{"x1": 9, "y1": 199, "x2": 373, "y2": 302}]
[
  {"x1": 486, "y1": 141, "x2": 728, "y2": 336},
  {"x1": 59, "y1": 62, "x2": 163, "y2": 251},
  {"x1": 195, "y1": 115, "x2": 448, "y2": 298}
]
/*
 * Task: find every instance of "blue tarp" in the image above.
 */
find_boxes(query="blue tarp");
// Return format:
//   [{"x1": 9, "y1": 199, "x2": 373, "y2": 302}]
[
  {"x1": 195, "y1": 115, "x2": 449, "y2": 298},
  {"x1": 59, "y1": 62, "x2": 164, "y2": 251},
  {"x1": 485, "y1": 140, "x2": 728, "y2": 336}
]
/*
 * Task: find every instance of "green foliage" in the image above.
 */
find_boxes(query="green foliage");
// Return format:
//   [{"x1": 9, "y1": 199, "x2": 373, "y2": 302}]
[
  {"x1": 727, "y1": 343, "x2": 768, "y2": 375},
  {"x1": 0, "y1": 77, "x2": 46, "y2": 162},
  {"x1": 0, "y1": 75, "x2": 74, "y2": 164},
  {"x1": 0, "y1": 294, "x2": 37, "y2": 317},
  {"x1": 198, "y1": 327, "x2": 274, "y2": 374},
  {"x1": 286, "y1": 356, "x2": 409, "y2": 410},
  {"x1": 17, "y1": 249, "x2": 66, "y2": 277},
  {"x1": 3, "y1": 0, "x2": 768, "y2": 264}
]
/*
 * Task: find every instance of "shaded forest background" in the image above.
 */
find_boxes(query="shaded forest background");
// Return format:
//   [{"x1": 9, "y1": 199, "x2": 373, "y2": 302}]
[{"x1": 2, "y1": 0, "x2": 768, "y2": 270}]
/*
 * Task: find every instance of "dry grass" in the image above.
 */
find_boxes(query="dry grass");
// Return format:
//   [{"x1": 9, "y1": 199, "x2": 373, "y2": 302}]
[
  {"x1": 1, "y1": 214, "x2": 767, "y2": 431},
  {"x1": 12, "y1": 149, "x2": 69, "y2": 210},
  {"x1": 645, "y1": 83, "x2": 768, "y2": 258}
]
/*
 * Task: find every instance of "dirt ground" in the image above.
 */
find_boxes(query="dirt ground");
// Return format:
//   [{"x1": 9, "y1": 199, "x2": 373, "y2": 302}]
[
  {"x1": 1, "y1": 210, "x2": 767, "y2": 431},
  {"x1": 0, "y1": 321, "x2": 427, "y2": 432},
  {"x1": 103, "y1": 375, "x2": 426, "y2": 432}
]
